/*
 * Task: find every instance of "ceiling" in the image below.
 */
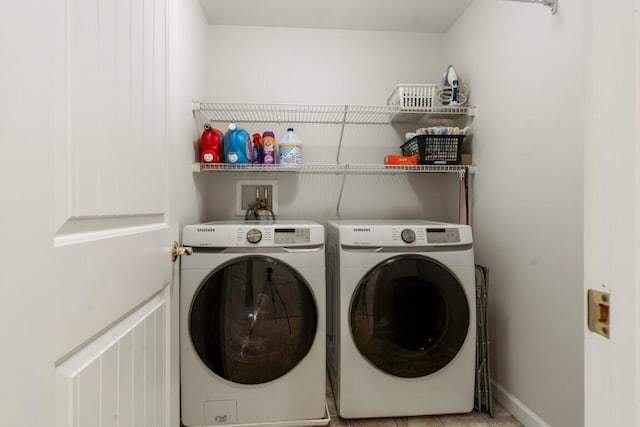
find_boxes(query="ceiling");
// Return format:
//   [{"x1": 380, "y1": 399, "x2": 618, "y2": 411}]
[{"x1": 198, "y1": 0, "x2": 475, "y2": 33}]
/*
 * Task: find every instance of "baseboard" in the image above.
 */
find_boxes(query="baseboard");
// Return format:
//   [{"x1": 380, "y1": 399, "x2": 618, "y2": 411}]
[{"x1": 493, "y1": 382, "x2": 551, "y2": 427}]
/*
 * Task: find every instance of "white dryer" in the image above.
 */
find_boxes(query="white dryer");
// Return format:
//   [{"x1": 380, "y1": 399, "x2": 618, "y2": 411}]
[
  {"x1": 326, "y1": 220, "x2": 475, "y2": 419},
  {"x1": 181, "y1": 221, "x2": 327, "y2": 426}
]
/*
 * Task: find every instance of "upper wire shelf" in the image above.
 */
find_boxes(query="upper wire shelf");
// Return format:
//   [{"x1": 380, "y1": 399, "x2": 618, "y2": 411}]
[
  {"x1": 194, "y1": 163, "x2": 475, "y2": 175},
  {"x1": 192, "y1": 102, "x2": 475, "y2": 126}
]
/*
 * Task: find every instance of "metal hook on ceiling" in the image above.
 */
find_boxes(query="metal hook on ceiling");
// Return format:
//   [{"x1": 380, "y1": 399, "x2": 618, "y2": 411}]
[{"x1": 504, "y1": 0, "x2": 557, "y2": 15}]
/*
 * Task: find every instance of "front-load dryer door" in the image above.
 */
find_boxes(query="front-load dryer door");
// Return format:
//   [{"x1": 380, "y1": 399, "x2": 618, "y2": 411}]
[
  {"x1": 189, "y1": 255, "x2": 318, "y2": 385},
  {"x1": 350, "y1": 254, "x2": 469, "y2": 378}
]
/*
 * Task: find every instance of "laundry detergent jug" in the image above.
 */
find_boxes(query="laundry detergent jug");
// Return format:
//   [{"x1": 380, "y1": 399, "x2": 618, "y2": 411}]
[
  {"x1": 278, "y1": 128, "x2": 303, "y2": 165},
  {"x1": 200, "y1": 123, "x2": 223, "y2": 163},
  {"x1": 224, "y1": 123, "x2": 252, "y2": 164}
]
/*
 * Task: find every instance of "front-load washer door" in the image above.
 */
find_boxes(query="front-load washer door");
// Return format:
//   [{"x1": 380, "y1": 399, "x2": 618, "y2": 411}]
[
  {"x1": 350, "y1": 254, "x2": 469, "y2": 378},
  {"x1": 190, "y1": 255, "x2": 318, "y2": 385}
]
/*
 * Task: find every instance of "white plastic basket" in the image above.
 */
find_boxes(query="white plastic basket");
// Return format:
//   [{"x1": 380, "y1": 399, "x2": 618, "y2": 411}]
[{"x1": 386, "y1": 84, "x2": 437, "y2": 110}]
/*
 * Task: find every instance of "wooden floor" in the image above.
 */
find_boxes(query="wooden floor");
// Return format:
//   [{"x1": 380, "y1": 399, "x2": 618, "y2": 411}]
[{"x1": 326, "y1": 380, "x2": 524, "y2": 427}]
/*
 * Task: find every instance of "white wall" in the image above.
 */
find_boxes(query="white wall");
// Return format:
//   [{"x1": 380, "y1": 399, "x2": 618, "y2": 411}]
[
  {"x1": 202, "y1": 25, "x2": 465, "y2": 223},
  {"x1": 172, "y1": 0, "x2": 209, "y2": 229},
  {"x1": 169, "y1": 1, "x2": 208, "y2": 426},
  {"x1": 444, "y1": 1, "x2": 585, "y2": 426},
  {"x1": 206, "y1": 26, "x2": 446, "y2": 105}
]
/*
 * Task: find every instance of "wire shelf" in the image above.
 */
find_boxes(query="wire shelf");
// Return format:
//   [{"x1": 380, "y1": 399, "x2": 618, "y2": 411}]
[
  {"x1": 193, "y1": 102, "x2": 474, "y2": 126},
  {"x1": 195, "y1": 163, "x2": 475, "y2": 175}
]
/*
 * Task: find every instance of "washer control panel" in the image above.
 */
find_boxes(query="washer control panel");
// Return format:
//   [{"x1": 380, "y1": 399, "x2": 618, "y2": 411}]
[
  {"x1": 273, "y1": 227, "x2": 310, "y2": 245},
  {"x1": 183, "y1": 221, "x2": 324, "y2": 248},
  {"x1": 233, "y1": 226, "x2": 314, "y2": 246}
]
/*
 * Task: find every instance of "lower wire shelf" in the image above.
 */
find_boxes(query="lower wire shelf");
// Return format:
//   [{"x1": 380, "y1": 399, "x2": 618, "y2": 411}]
[{"x1": 193, "y1": 163, "x2": 476, "y2": 175}]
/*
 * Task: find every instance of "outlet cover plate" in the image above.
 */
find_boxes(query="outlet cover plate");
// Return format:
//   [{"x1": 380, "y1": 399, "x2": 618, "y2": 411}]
[{"x1": 235, "y1": 180, "x2": 278, "y2": 216}]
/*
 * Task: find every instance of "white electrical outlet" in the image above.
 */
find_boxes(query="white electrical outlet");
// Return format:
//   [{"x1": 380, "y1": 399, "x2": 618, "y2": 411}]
[{"x1": 235, "y1": 180, "x2": 278, "y2": 217}]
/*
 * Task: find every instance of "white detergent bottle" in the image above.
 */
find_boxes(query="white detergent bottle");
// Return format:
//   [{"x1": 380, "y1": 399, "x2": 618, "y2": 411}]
[{"x1": 278, "y1": 128, "x2": 303, "y2": 165}]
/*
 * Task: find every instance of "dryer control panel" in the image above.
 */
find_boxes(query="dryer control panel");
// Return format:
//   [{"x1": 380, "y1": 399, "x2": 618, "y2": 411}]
[
  {"x1": 426, "y1": 228, "x2": 461, "y2": 244},
  {"x1": 331, "y1": 220, "x2": 472, "y2": 247}
]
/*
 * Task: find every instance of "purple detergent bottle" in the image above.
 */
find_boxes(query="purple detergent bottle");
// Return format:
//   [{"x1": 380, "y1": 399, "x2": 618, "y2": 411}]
[{"x1": 262, "y1": 131, "x2": 276, "y2": 165}]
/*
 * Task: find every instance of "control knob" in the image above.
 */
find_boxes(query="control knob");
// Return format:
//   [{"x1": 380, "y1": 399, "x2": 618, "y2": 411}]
[
  {"x1": 246, "y1": 229, "x2": 262, "y2": 244},
  {"x1": 401, "y1": 228, "x2": 416, "y2": 243}
]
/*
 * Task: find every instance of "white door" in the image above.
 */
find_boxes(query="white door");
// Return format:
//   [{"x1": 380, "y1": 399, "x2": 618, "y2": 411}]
[
  {"x1": 0, "y1": 0, "x2": 178, "y2": 426},
  {"x1": 584, "y1": 0, "x2": 640, "y2": 425}
]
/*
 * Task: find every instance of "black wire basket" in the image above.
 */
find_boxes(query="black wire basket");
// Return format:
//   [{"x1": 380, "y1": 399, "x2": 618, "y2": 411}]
[{"x1": 400, "y1": 134, "x2": 464, "y2": 165}]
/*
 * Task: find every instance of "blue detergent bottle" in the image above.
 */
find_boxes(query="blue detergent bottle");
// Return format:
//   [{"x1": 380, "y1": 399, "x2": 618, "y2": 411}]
[{"x1": 224, "y1": 123, "x2": 253, "y2": 164}]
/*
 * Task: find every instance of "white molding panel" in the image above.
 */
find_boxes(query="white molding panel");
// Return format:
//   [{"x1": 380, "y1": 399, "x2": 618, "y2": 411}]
[
  {"x1": 60, "y1": 0, "x2": 168, "y2": 229},
  {"x1": 56, "y1": 291, "x2": 169, "y2": 427}
]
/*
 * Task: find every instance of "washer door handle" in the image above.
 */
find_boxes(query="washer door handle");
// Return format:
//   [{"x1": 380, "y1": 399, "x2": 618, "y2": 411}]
[{"x1": 282, "y1": 245, "x2": 323, "y2": 253}]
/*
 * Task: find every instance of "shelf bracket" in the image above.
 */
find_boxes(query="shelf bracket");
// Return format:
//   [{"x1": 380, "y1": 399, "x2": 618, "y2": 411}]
[
  {"x1": 504, "y1": 0, "x2": 557, "y2": 14},
  {"x1": 335, "y1": 105, "x2": 349, "y2": 164},
  {"x1": 335, "y1": 173, "x2": 347, "y2": 216}
]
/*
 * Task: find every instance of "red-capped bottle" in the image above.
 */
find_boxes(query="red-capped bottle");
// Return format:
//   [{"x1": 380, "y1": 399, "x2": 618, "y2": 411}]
[
  {"x1": 252, "y1": 133, "x2": 264, "y2": 164},
  {"x1": 200, "y1": 123, "x2": 223, "y2": 163}
]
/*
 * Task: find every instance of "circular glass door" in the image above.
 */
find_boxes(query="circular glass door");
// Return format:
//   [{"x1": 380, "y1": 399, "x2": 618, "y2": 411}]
[
  {"x1": 190, "y1": 255, "x2": 317, "y2": 384},
  {"x1": 350, "y1": 255, "x2": 469, "y2": 378}
]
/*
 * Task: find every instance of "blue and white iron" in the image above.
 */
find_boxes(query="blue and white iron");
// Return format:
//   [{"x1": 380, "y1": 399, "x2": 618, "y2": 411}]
[{"x1": 441, "y1": 65, "x2": 459, "y2": 106}]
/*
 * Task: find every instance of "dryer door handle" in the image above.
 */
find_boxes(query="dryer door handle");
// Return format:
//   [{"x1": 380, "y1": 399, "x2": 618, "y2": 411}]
[{"x1": 340, "y1": 246, "x2": 384, "y2": 253}]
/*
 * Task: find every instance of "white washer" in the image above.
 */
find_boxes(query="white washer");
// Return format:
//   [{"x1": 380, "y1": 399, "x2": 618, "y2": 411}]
[
  {"x1": 181, "y1": 221, "x2": 327, "y2": 426},
  {"x1": 326, "y1": 220, "x2": 476, "y2": 419}
]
